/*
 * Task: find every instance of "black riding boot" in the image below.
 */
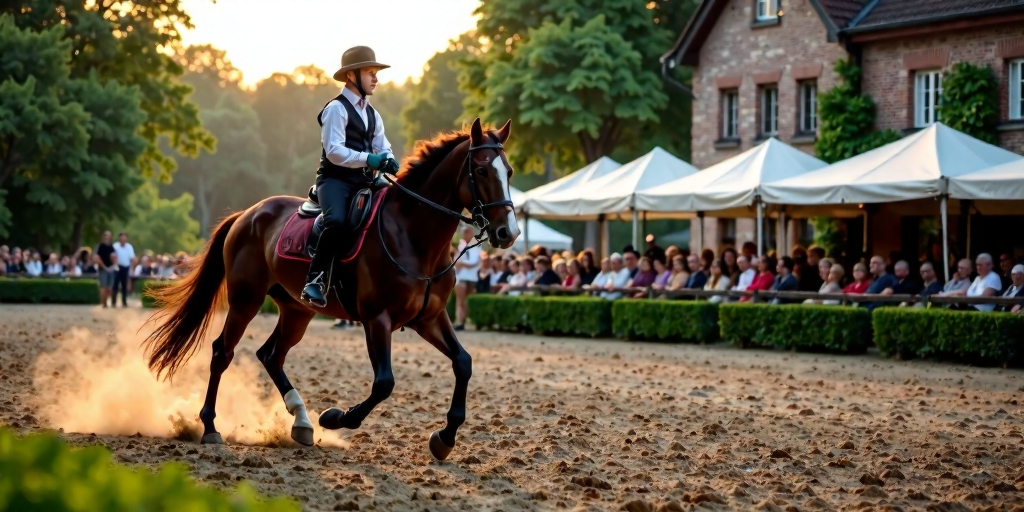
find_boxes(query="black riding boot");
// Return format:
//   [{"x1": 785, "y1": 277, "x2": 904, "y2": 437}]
[{"x1": 301, "y1": 225, "x2": 339, "y2": 308}]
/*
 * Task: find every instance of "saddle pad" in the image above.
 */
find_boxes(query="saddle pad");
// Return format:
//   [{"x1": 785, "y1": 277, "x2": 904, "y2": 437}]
[{"x1": 276, "y1": 188, "x2": 389, "y2": 264}]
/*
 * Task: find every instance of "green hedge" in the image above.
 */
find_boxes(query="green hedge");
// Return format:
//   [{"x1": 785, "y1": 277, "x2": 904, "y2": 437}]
[
  {"x1": 613, "y1": 300, "x2": 719, "y2": 342},
  {"x1": 525, "y1": 296, "x2": 612, "y2": 337},
  {"x1": 719, "y1": 303, "x2": 871, "y2": 353},
  {"x1": 0, "y1": 428, "x2": 298, "y2": 511},
  {"x1": 874, "y1": 308, "x2": 1024, "y2": 366},
  {"x1": 467, "y1": 295, "x2": 527, "y2": 331},
  {"x1": 0, "y1": 278, "x2": 100, "y2": 304}
]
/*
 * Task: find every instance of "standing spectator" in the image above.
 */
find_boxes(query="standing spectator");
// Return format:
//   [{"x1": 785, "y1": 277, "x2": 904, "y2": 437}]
[
  {"x1": 945, "y1": 253, "x2": 1002, "y2": 311},
  {"x1": 999, "y1": 253, "x2": 1014, "y2": 289},
  {"x1": 623, "y1": 251, "x2": 639, "y2": 279},
  {"x1": 578, "y1": 250, "x2": 600, "y2": 286},
  {"x1": 453, "y1": 226, "x2": 481, "y2": 331},
  {"x1": 94, "y1": 231, "x2": 117, "y2": 307},
  {"x1": 843, "y1": 262, "x2": 872, "y2": 294},
  {"x1": 684, "y1": 254, "x2": 708, "y2": 289},
  {"x1": 731, "y1": 255, "x2": 757, "y2": 295},
  {"x1": 770, "y1": 256, "x2": 800, "y2": 304},
  {"x1": 798, "y1": 247, "x2": 825, "y2": 292},
  {"x1": 667, "y1": 255, "x2": 689, "y2": 291},
  {"x1": 111, "y1": 232, "x2": 135, "y2": 307},
  {"x1": 643, "y1": 234, "x2": 666, "y2": 265},
  {"x1": 704, "y1": 260, "x2": 732, "y2": 303}
]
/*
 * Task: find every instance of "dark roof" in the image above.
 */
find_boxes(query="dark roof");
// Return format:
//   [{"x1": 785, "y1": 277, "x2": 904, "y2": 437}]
[
  {"x1": 850, "y1": 0, "x2": 1024, "y2": 30},
  {"x1": 818, "y1": 0, "x2": 868, "y2": 29}
]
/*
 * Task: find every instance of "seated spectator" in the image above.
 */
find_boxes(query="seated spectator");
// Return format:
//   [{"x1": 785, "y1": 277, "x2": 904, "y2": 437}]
[
  {"x1": 578, "y1": 250, "x2": 600, "y2": 286},
  {"x1": 863, "y1": 255, "x2": 898, "y2": 310},
  {"x1": 77, "y1": 248, "x2": 97, "y2": 275},
  {"x1": 563, "y1": 259, "x2": 583, "y2": 290},
  {"x1": 651, "y1": 258, "x2": 672, "y2": 290},
  {"x1": 684, "y1": 254, "x2": 708, "y2": 289},
  {"x1": 705, "y1": 260, "x2": 732, "y2": 303},
  {"x1": 134, "y1": 255, "x2": 157, "y2": 277},
  {"x1": 496, "y1": 259, "x2": 525, "y2": 295},
  {"x1": 938, "y1": 259, "x2": 973, "y2": 296},
  {"x1": 1000, "y1": 264, "x2": 1024, "y2": 312},
  {"x1": 553, "y1": 259, "x2": 568, "y2": 283},
  {"x1": 7, "y1": 252, "x2": 26, "y2": 274},
  {"x1": 588, "y1": 257, "x2": 614, "y2": 291},
  {"x1": 475, "y1": 253, "x2": 493, "y2": 293},
  {"x1": 999, "y1": 253, "x2": 1014, "y2": 290},
  {"x1": 520, "y1": 256, "x2": 536, "y2": 283},
  {"x1": 623, "y1": 251, "x2": 639, "y2": 279},
  {"x1": 666, "y1": 255, "x2": 689, "y2": 291},
  {"x1": 944, "y1": 253, "x2": 1002, "y2": 311},
  {"x1": 530, "y1": 255, "x2": 562, "y2": 287},
  {"x1": 44, "y1": 253, "x2": 63, "y2": 276},
  {"x1": 770, "y1": 256, "x2": 800, "y2": 304},
  {"x1": 721, "y1": 247, "x2": 739, "y2": 283},
  {"x1": 599, "y1": 253, "x2": 632, "y2": 300},
  {"x1": 60, "y1": 255, "x2": 82, "y2": 277},
  {"x1": 25, "y1": 251, "x2": 43, "y2": 277},
  {"x1": 843, "y1": 262, "x2": 871, "y2": 294},
  {"x1": 488, "y1": 255, "x2": 505, "y2": 290},
  {"x1": 807, "y1": 263, "x2": 844, "y2": 305},
  {"x1": 731, "y1": 255, "x2": 757, "y2": 298},
  {"x1": 796, "y1": 248, "x2": 824, "y2": 292},
  {"x1": 158, "y1": 255, "x2": 176, "y2": 279},
  {"x1": 699, "y1": 249, "x2": 715, "y2": 273},
  {"x1": 912, "y1": 262, "x2": 943, "y2": 308},
  {"x1": 740, "y1": 254, "x2": 776, "y2": 302},
  {"x1": 664, "y1": 246, "x2": 680, "y2": 268},
  {"x1": 881, "y1": 260, "x2": 922, "y2": 296},
  {"x1": 629, "y1": 257, "x2": 657, "y2": 298}
]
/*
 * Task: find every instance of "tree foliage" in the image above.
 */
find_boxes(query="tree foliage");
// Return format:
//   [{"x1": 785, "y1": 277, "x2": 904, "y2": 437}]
[
  {"x1": 403, "y1": 33, "x2": 475, "y2": 147},
  {"x1": 938, "y1": 62, "x2": 1000, "y2": 144},
  {"x1": 459, "y1": 0, "x2": 692, "y2": 173},
  {"x1": 124, "y1": 180, "x2": 202, "y2": 255},
  {"x1": 814, "y1": 59, "x2": 902, "y2": 164}
]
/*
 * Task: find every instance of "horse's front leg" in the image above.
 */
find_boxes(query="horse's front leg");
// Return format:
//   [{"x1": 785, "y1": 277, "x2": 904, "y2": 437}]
[
  {"x1": 318, "y1": 314, "x2": 394, "y2": 430},
  {"x1": 411, "y1": 310, "x2": 472, "y2": 461}
]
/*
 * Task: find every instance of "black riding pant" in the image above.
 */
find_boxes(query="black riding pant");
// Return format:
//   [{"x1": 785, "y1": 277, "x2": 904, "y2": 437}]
[{"x1": 313, "y1": 169, "x2": 369, "y2": 259}]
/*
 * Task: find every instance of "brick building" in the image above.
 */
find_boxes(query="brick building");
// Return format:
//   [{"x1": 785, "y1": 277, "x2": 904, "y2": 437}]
[{"x1": 662, "y1": 0, "x2": 1024, "y2": 256}]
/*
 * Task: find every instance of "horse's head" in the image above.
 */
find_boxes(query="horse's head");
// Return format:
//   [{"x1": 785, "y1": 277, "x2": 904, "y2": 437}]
[{"x1": 464, "y1": 118, "x2": 520, "y2": 249}]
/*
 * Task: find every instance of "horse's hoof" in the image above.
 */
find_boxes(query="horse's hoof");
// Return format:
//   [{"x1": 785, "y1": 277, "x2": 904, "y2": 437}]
[
  {"x1": 428, "y1": 430, "x2": 455, "y2": 461},
  {"x1": 291, "y1": 426, "x2": 314, "y2": 447},
  {"x1": 318, "y1": 408, "x2": 345, "y2": 430},
  {"x1": 201, "y1": 432, "x2": 224, "y2": 445}
]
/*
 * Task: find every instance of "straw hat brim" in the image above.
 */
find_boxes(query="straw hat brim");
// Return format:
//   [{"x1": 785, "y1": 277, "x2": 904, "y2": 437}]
[{"x1": 332, "y1": 61, "x2": 391, "y2": 81}]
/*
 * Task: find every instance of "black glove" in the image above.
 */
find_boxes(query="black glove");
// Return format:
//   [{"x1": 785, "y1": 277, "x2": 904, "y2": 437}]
[{"x1": 381, "y1": 157, "x2": 400, "y2": 174}]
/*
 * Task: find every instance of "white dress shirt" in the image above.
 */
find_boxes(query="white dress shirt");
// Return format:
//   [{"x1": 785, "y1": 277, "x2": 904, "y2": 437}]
[
  {"x1": 732, "y1": 268, "x2": 756, "y2": 292},
  {"x1": 113, "y1": 242, "x2": 135, "y2": 269},
  {"x1": 454, "y1": 239, "x2": 481, "y2": 283},
  {"x1": 320, "y1": 87, "x2": 393, "y2": 168}
]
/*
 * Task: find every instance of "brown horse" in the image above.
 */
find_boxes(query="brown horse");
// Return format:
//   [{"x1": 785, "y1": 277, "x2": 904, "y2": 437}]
[{"x1": 142, "y1": 119, "x2": 519, "y2": 460}]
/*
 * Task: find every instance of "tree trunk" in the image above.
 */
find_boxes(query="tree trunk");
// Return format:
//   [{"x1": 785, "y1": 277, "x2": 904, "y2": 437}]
[
  {"x1": 71, "y1": 221, "x2": 84, "y2": 254},
  {"x1": 577, "y1": 119, "x2": 622, "y2": 164},
  {"x1": 197, "y1": 173, "x2": 210, "y2": 235}
]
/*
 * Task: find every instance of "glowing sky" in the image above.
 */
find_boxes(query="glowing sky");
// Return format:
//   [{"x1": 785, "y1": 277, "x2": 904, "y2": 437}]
[{"x1": 179, "y1": 0, "x2": 480, "y2": 87}]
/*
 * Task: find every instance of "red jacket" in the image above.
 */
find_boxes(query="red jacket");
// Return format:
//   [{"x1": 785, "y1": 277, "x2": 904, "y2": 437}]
[{"x1": 740, "y1": 272, "x2": 775, "y2": 301}]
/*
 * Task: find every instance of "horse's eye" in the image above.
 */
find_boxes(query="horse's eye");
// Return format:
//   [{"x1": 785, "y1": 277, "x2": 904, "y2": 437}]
[{"x1": 474, "y1": 166, "x2": 487, "y2": 175}]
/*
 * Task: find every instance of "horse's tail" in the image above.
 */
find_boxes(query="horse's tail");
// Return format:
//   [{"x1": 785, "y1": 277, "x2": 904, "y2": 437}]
[{"x1": 142, "y1": 212, "x2": 243, "y2": 380}]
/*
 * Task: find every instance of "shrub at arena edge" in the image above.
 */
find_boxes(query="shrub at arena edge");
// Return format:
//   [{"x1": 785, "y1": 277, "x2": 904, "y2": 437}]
[
  {"x1": 873, "y1": 308, "x2": 1024, "y2": 366},
  {"x1": 0, "y1": 278, "x2": 100, "y2": 305},
  {"x1": 719, "y1": 303, "x2": 871, "y2": 354},
  {"x1": 613, "y1": 300, "x2": 719, "y2": 342},
  {"x1": 0, "y1": 428, "x2": 298, "y2": 512},
  {"x1": 467, "y1": 295, "x2": 612, "y2": 336}
]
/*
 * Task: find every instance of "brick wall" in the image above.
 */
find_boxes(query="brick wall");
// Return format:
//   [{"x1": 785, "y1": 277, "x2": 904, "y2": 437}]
[
  {"x1": 689, "y1": 0, "x2": 848, "y2": 253},
  {"x1": 861, "y1": 25, "x2": 1024, "y2": 154}
]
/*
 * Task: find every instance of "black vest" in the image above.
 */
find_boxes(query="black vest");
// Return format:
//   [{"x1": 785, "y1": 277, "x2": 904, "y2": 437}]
[{"x1": 317, "y1": 93, "x2": 377, "y2": 173}]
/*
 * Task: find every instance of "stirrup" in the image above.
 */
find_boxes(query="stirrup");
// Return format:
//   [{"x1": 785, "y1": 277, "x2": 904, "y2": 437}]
[{"x1": 301, "y1": 272, "x2": 328, "y2": 307}]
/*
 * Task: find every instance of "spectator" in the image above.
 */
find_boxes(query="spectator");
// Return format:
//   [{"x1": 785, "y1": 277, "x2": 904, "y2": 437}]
[
  {"x1": 643, "y1": 234, "x2": 665, "y2": 265},
  {"x1": 528, "y1": 245, "x2": 549, "y2": 259},
  {"x1": 913, "y1": 262, "x2": 943, "y2": 308},
  {"x1": 705, "y1": 260, "x2": 732, "y2": 303},
  {"x1": 111, "y1": 232, "x2": 135, "y2": 308},
  {"x1": 684, "y1": 254, "x2": 708, "y2": 289},
  {"x1": 453, "y1": 226, "x2": 481, "y2": 330},
  {"x1": 26, "y1": 251, "x2": 43, "y2": 277},
  {"x1": 863, "y1": 255, "x2": 898, "y2": 310},
  {"x1": 578, "y1": 250, "x2": 600, "y2": 285},
  {"x1": 740, "y1": 254, "x2": 776, "y2": 302},
  {"x1": 94, "y1": 231, "x2": 116, "y2": 307},
  {"x1": 740, "y1": 241, "x2": 757, "y2": 260},
  {"x1": 843, "y1": 262, "x2": 872, "y2": 294},
  {"x1": 806, "y1": 263, "x2": 844, "y2": 305},
  {"x1": 798, "y1": 247, "x2": 826, "y2": 292},
  {"x1": 881, "y1": 260, "x2": 922, "y2": 297},
  {"x1": 770, "y1": 256, "x2": 800, "y2": 304},
  {"x1": 158, "y1": 255, "x2": 176, "y2": 279},
  {"x1": 520, "y1": 256, "x2": 536, "y2": 283},
  {"x1": 721, "y1": 247, "x2": 739, "y2": 283},
  {"x1": 78, "y1": 248, "x2": 97, "y2": 275},
  {"x1": 944, "y1": 253, "x2": 1002, "y2": 311},
  {"x1": 999, "y1": 253, "x2": 1015, "y2": 290},
  {"x1": 134, "y1": 255, "x2": 155, "y2": 277},
  {"x1": 531, "y1": 256, "x2": 562, "y2": 286},
  {"x1": 7, "y1": 251, "x2": 26, "y2": 274},
  {"x1": 589, "y1": 257, "x2": 614, "y2": 291},
  {"x1": 496, "y1": 259, "x2": 525, "y2": 295},
  {"x1": 553, "y1": 259, "x2": 568, "y2": 283},
  {"x1": 651, "y1": 258, "x2": 672, "y2": 290},
  {"x1": 666, "y1": 255, "x2": 689, "y2": 291},
  {"x1": 699, "y1": 248, "x2": 715, "y2": 272},
  {"x1": 999, "y1": 264, "x2": 1024, "y2": 312},
  {"x1": 731, "y1": 255, "x2": 757, "y2": 297},
  {"x1": 59, "y1": 255, "x2": 81, "y2": 277},
  {"x1": 938, "y1": 258, "x2": 973, "y2": 296},
  {"x1": 628, "y1": 257, "x2": 657, "y2": 297},
  {"x1": 623, "y1": 251, "x2": 639, "y2": 279},
  {"x1": 599, "y1": 253, "x2": 632, "y2": 300},
  {"x1": 475, "y1": 253, "x2": 493, "y2": 294},
  {"x1": 664, "y1": 245, "x2": 680, "y2": 267},
  {"x1": 563, "y1": 259, "x2": 583, "y2": 290},
  {"x1": 487, "y1": 255, "x2": 505, "y2": 290},
  {"x1": 44, "y1": 253, "x2": 62, "y2": 276}
]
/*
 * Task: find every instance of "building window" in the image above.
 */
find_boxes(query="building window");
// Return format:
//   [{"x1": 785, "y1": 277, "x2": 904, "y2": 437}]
[
  {"x1": 798, "y1": 80, "x2": 817, "y2": 133},
  {"x1": 914, "y1": 69, "x2": 942, "y2": 127},
  {"x1": 1011, "y1": 58, "x2": 1024, "y2": 120},
  {"x1": 756, "y1": 0, "x2": 778, "y2": 21},
  {"x1": 760, "y1": 85, "x2": 778, "y2": 136},
  {"x1": 719, "y1": 219, "x2": 737, "y2": 247},
  {"x1": 722, "y1": 89, "x2": 739, "y2": 139}
]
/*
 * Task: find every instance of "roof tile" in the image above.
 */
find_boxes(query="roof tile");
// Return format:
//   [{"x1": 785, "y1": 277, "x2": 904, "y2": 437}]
[{"x1": 854, "y1": 0, "x2": 1024, "y2": 28}]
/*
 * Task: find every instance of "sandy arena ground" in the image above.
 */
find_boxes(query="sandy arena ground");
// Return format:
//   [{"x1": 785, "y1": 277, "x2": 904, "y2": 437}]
[{"x1": 1, "y1": 304, "x2": 1023, "y2": 511}]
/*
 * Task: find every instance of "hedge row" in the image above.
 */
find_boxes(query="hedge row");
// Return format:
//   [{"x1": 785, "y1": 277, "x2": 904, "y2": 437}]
[
  {"x1": 719, "y1": 304, "x2": 872, "y2": 353},
  {"x1": 613, "y1": 300, "x2": 719, "y2": 342},
  {"x1": 467, "y1": 295, "x2": 612, "y2": 337},
  {"x1": 0, "y1": 427, "x2": 298, "y2": 511},
  {"x1": 0, "y1": 278, "x2": 100, "y2": 304},
  {"x1": 873, "y1": 308, "x2": 1024, "y2": 366}
]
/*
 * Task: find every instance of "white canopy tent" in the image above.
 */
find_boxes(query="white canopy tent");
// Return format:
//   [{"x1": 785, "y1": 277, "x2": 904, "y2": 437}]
[
  {"x1": 760, "y1": 123, "x2": 1022, "y2": 282},
  {"x1": 508, "y1": 186, "x2": 574, "y2": 253},
  {"x1": 519, "y1": 156, "x2": 620, "y2": 216},
  {"x1": 635, "y1": 138, "x2": 828, "y2": 254},
  {"x1": 948, "y1": 158, "x2": 1024, "y2": 201}
]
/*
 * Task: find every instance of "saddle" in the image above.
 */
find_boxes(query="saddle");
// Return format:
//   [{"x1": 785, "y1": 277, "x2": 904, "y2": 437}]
[
  {"x1": 277, "y1": 183, "x2": 389, "y2": 264},
  {"x1": 295, "y1": 174, "x2": 390, "y2": 258}
]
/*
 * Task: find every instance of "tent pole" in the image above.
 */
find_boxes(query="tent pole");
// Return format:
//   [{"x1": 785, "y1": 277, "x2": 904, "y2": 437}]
[
  {"x1": 940, "y1": 196, "x2": 949, "y2": 284},
  {"x1": 632, "y1": 209, "x2": 639, "y2": 250},
  {"x1": 642, "y1": 211, "x2": 647, "y2": 242},
  {"x1": 523, "y1": 212, "x2": 530, "y2": 255},
  {"x1": 697, "y1": 211, "x2": 705, "y2": 253},
  {"x1": 600, "y1": 214, "x2": 609, "y2": 259},
  {"x1": 862, "y1": 210, "x2": 868, "y2": 255},
  {"x1": 756, "y1": 201, "x2": 764, "y2": 256},
  {"x1": 777, "y1": 209, "x2": 786, "y2": 256}
]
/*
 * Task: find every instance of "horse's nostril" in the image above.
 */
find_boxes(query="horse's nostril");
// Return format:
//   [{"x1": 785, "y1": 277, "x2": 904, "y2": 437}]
[{"x1": 496, "y1": 226, "x2": 509, "y2": 241}]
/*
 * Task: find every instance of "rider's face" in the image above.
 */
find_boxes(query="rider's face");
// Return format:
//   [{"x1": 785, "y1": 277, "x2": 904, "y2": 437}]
[{"x1": 349, "y1": 66, "x2": 381, "y2": 95}]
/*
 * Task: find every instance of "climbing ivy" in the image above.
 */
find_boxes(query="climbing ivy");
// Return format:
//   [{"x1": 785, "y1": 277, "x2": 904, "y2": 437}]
[
  {"x1": 815, "y1": 59, "x2": 902, "y2": 164},
  {"x1": 938, "y1": 62, "x2": 999, "y2": 144}
]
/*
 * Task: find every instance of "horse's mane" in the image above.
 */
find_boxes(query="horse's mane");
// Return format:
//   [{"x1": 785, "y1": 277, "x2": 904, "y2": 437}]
[{"x1": 396, "y1": 129, "x2": 471, "y2": 187}]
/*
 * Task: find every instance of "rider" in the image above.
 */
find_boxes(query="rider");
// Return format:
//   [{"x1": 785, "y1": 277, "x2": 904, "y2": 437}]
[{"x1": 302, "y1": 46, "x2": 400, "y2": 308}]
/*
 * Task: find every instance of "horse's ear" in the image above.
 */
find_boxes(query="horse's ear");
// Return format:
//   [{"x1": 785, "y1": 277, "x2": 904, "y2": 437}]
[
  {"x1": 496, "y1": 119, "x2": 512, "y2": 144},
  {"x1": 470, "y1": 118, "x2": 484, "y2": 146}
]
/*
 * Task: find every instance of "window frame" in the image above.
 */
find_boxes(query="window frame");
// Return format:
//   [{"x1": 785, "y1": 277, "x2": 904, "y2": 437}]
[
  {"x1": 721, "y1": 89, "x2": 739, "y2": 140},
  {"x1": 756, "y1": 0, "x2": 779, "y2": 21},
  {"x1": 1010, "y1": 58, "x2": 1023, "y2": 121},
  {"x1": 760, "y1": 85, "x2": 779, "y2": 137},
  {"x1": 914, "y1": 69, "x2": 943, "y2": 128},
  {"x1": 798, "y1": 80, "x2": 818, "y2": 134}
]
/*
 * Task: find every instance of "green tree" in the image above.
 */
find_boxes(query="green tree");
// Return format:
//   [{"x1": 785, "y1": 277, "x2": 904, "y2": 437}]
[
  {"x1": 815, "y1": 59, "x2": 902, "y2": 164},
  {"x1": 403, "y1": 34, "x2": 475, "y2": 148},
  {"x1": 371, "y1": 80, "x2": 411, "y2": 160},
  {"x1": 459, "y1": 0, "x2": 691, "y2": 173},
  {"x1": 124, "y1": 181, "x2": 203, "y2": 255},
  {"x1": 938, "y1": 62, "x2": 999, "y2": 144}
]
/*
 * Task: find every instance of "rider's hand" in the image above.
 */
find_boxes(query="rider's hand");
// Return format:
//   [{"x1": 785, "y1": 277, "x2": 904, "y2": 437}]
[
  {"x1": 381, "y1": 157, "x2": 400, "y2": 174},
  {"x1": 366, "y1": 153, "x2": 385, "y2": 170}
]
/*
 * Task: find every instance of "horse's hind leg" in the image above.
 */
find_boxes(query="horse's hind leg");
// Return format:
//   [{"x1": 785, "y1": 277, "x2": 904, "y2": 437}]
[
  {"x1": 198, "y1": 293, "x2": 264, "y2": 444},
  {"x1": 254, "y1": 294, "x2": 316, "y2": 446}
]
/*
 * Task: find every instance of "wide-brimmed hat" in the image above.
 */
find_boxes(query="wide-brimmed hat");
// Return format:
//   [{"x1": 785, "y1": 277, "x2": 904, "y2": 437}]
[{"x1": 332, "y1": 46, "x2": 390, "y2": 81}]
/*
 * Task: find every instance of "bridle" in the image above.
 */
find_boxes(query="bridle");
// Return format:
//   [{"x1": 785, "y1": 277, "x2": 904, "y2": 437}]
[{"x1": 378, "y1": 135, "x2": 514, "y2": 282}]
